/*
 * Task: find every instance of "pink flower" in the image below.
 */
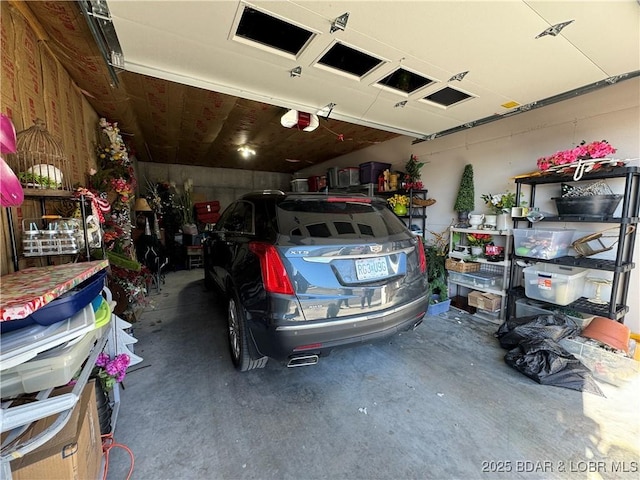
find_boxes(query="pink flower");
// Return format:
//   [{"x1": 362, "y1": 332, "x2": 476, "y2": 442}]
[
  {"x1": 537, "y1": 140, "x2": 617, "y2": 172},
  {"x1": 96, "y1": 352, "x2": 110, "y2": 368},
  {"x1": 537, "y1": 157, "x2": 551, "y2": 171}
]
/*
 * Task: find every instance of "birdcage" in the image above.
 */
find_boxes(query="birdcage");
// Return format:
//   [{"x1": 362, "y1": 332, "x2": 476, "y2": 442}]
[{"x1": 6, "y1": 118, "x2": 73, "y2": 192}]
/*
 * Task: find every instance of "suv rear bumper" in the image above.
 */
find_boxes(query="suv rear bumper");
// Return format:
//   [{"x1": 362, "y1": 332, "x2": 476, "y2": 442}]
[{"x1": 249, "y1": 293, "x2": 429, "y2": 361}]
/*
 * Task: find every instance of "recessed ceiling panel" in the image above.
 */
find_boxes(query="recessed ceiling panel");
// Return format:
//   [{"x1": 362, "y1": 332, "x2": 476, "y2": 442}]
[
  {"x1": 317, "y1": 42, "x2": 384, "y2": 78},
  {"x1": 376, "y1": 68, "x2": 435, "y2": 94},
  {"x1": 423, "y1": 87, "x2": 474, "y2": 108},
  {"x1": 234, "y1": 5, "x2": 315, "y2": 56}
]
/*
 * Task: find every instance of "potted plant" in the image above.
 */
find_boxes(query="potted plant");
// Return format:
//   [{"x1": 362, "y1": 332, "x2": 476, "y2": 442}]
[
  {"x1": 404, "y1": 154, "x2": 424, "y2": 190},
  {"x1": 425, "y1": 227, "x2": 451, "y2": 315},
  {"x1": 467, "y1": 232, "x2": 493, "y2": 256},
  {"x1": 453, "y1": 164, "x2": 475, "y2": 227},
  {"x1": 481, "y1": 191, "x2": 517, "y2": 230},
  {"x1": 387, "y1": 194, "x2": 410, "y2": 216}
]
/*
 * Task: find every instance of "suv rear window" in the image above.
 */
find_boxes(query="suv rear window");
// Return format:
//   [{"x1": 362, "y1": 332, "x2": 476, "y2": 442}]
[{"x1": 276, "y1": 197, "x2": 406, "y2": 239}]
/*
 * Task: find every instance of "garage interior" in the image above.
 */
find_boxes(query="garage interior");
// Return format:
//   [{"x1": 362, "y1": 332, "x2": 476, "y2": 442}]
[
  {"x1": 1, "y1": 1, "x2": 639, "y2": 479},
  {"x1": 104, "y1": 270, "x2": 638, "y2": 479}
]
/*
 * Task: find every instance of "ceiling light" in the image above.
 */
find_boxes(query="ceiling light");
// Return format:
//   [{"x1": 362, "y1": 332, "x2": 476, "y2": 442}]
[
  {"x1": 290, "y1": 66, "x2": 302, "y2": 78},
  {"x1": 330, "y1": 12, "x2": 349, "y2": 33},
  {"x1": 535, "y1": 20, "x2": 574, "y2": 39},
  {"x1": 449, "y1": 71, "x2": 469, "y2": 82},
  {"x1": 281, "y1": 110, "x2": 319, "y2": 131},
  {"x1": 238, "y1": 146, "x2": 256, "y2": 158}
]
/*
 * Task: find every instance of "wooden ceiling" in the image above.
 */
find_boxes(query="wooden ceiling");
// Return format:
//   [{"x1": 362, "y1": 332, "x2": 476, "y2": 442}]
[
  {"x1": 21, "y1": 1, "x2": 640, "y2": 175},
  {"x1": 22, "y1": 1, "x2": 398, "y2": 175}
]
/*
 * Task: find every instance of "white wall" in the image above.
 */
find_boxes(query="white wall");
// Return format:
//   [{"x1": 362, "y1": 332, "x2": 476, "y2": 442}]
[
  {"x1": 299, "y1": 78, "x2": 640, "y2": 331},
  {"x1": 137, "y1": 163, "x2": 290, "y2": 211}
]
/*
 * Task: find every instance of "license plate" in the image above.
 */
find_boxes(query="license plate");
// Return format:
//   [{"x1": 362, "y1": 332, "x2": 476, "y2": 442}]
[{"x1": 355, "y1": 257, "x2": 389, "y2": 281}]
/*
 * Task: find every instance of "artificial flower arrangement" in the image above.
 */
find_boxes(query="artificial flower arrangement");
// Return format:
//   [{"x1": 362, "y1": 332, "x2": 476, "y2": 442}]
[
  {"x1": 404, "y1": 154, "x2": 424, "y2": 190},
  {"x1": 86, "y1": 118, "x2": 152, "y2": 317},
  {"x1": 387, "y1": 194, "x2": 410, "y2": 208},
  {"x1": 481, "y1": 192, "x2": 517, "y2": 214},
  {"x1": 93, "y1": 352, "x2": 130, "y2": 391},
  {"x1": 536, "y1": 140, "x2": 616, "y2": 172},
  {"x1": 404, "y1": 180, "x2": 424, "y2": 190},
  {"x1": 467, "y1": 233, "x2": 493, "y2": 246}
]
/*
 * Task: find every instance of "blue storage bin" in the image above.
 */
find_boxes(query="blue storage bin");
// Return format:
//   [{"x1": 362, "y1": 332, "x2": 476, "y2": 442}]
[{"x1": 1, "y1": 269, "x2": 107, "y2": 333}]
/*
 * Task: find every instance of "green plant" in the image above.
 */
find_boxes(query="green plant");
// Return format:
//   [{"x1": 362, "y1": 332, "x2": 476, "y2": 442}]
[
  {"x1": 18, "y1": 171, "x2": 58, "y2": 189},
  {"x1": 177, "y1": 179, "x2": 195, "y2": 225},
  {"x1": 481, "y1": 192, "x2": 517, "y2": 214},
  {"x1": 453, "y1": 164, "x2": 475, "y2": 212},
  {"x1": 425, "y1": 227, "x2": 450, "y2": 303},
  {"x1": 466, "y1": 233, "x2": 493, "y2": 246},
  {"x1": 404, "y1": 154, "x2": 424, "y2": 183}
]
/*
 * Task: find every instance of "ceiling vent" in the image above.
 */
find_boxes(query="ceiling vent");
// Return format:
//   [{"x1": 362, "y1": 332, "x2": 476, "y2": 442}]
[
  {"x1": 376, "y1": 68, "x2": 435, "y2": 94},
  {"x1": 317, "y1": 42, "x2": 384, "y2": 78},
  {"x1": 422, "y1": 86, "x2": 474, "y2": 108},
  {"x1": 234, "y1": 6, "x2": 315, "y2": 57}
]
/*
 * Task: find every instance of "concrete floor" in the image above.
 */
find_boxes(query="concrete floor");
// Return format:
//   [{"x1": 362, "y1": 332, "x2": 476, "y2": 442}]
[{"x1": 106, "y1": 269, "x2": 639, "y2": 480}]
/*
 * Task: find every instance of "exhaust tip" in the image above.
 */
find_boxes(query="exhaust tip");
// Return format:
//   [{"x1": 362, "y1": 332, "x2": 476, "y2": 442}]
[{"x1": 287, "y1": 355, "x2": 319, "y2": 367}]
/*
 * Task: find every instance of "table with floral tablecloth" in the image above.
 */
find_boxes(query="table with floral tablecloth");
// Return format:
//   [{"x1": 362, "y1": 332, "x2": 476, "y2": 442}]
[{"x1": 0, "y1": 260, "x2": 109, "y2": 321}]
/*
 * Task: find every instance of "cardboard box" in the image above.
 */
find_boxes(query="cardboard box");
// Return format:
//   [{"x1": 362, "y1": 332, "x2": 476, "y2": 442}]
[
  {"x1": 9, "y1": 381, "x2": 103, "y2": 480},
  {"x1": 467, "y1": 291, "x2": 501, "y2": 312}
]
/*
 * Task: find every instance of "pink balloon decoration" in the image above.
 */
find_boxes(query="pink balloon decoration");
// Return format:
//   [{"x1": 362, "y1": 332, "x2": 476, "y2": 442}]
[{"x1": 0, "y1": 113, "x2": 17, "y2": 154}]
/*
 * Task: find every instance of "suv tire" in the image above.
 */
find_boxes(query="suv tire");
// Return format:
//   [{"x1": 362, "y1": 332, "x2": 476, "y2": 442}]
[{"x1": 227, "y1": 295, "x2": 267, "y2": 371}]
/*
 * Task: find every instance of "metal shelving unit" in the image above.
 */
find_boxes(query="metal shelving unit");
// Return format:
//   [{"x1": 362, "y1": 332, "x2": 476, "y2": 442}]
[
  {"x1": 376, "y1": 189, "x2": 429, "y2": 237},
  {"x1": 447, "y1": 227, "x2": 512, "y2": 322},
  {"x1": 508, "y1": 166, "x2": 639, "y2": 322}
]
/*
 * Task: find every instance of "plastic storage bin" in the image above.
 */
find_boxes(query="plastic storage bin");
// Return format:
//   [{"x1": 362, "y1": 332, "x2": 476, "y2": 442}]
[
  {"x1": 307, "y1": 175, "x2": 326, "y2": 192},
  {"x1": 290, "y1": 179, "x2": 309, "y2": 192},
  {"x1": 513, "y1": 228, "x2": 575, "y2": 260},
  {"x1": 0, "y1": 303, "x2": 96, "y2": 371},
  {"x1": 523, "y1": 264, "x2": 587, "y2": 306},
  {"x1": 515, "y1": 298, "x2": 594, "y2": 328},
  {"x1": 449, "y1": 271, "x2": 502, "y2": 289},
  {"x1": 559, "y1": 337, "x2": 640, "y2": 386},
  {"x1": 338, "y1": 167, "x2": 360, "y2": 187},
  {"x1": 326, "y1": 167, "x2": 339, "y2": 189},
  {"x1": 359, "y1": 162, "x2": 391, "y2": 185},
  {"x1": 0, "y1": 330, "x2": 98, "y2": 396}
]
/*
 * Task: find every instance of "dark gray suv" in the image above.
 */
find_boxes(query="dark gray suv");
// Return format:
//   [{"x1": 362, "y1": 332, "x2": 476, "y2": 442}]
[{"x1": 203, "y1": 191, "x2": 429, "y2": 371}]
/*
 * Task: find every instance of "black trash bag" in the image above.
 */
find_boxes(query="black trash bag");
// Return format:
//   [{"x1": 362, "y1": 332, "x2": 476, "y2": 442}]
[
  {"x1": 496, "y1": 314, "x2": 581, "y2": 350},
  {"x1": 505, "y1": 338, "x2": 604, "y2": 396}
]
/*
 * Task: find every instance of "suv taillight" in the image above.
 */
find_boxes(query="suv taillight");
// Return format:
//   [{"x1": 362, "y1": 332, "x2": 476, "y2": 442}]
[
  {"x1": 248, "y1": 242, "x2": 295, "y2": 295},
  {"x1": 417, "y1": 237, "x2": 427, "y2": 274}
]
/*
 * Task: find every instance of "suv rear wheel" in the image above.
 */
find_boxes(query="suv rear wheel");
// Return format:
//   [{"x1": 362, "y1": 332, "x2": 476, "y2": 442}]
[{"x1": 227, "y1": 295, "x2": 267, "y2": 371}]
